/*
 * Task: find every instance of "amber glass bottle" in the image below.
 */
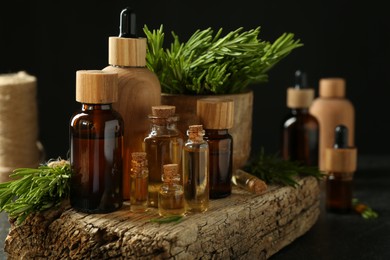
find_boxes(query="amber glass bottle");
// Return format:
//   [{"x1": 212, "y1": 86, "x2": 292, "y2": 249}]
[
  {"x1": 130, "y1": 152, "x2": 149, "y2": 213},
  {"x1": 158, "y1": 163, "x2": 186, "y2": 217},
  {"x1": 70, "y1": 70, "x2": 124, "y2": 213},
  {"x1": 144, "y1": 106, "x2": 184, "y2": 207},
  {"x1": 325, "y1": 125, "x2": 357, "y2": 213},
  {"x1": 282, "y1": 71, "x2": 319, "y2": 166},
  {"x1": 183, "y1": 125, "x2": 209, "y2": 213},
  {"x1": 197, "y1": 98, "x2": 234, "y2": 199}
]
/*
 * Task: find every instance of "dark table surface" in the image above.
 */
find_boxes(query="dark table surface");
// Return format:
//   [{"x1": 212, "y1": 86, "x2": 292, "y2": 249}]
[{"x1": 1, "y1": 159, "x2": 389, "y2": 259}]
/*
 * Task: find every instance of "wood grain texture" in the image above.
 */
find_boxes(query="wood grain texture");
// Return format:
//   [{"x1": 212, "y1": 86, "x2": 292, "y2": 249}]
[{"x1": 5, "y1": 176, "x2": 320, "y2": 259}]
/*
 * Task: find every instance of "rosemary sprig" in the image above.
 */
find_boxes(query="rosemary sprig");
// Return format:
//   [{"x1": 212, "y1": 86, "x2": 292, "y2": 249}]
[
  {"x1": 244, "y1": 149, "x2": 325, "y2": 187},
  {"x1": 0, "y1": 159, "x2": 71, "y2": 225},
  {"x1": 144, "y1": 25, "x2": 302, "y2": 95}
]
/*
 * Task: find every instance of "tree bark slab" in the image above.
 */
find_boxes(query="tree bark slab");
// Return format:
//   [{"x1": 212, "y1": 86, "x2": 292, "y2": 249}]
[{"x1": 4, "y1": 176, "x2": 320, "y2": 259}]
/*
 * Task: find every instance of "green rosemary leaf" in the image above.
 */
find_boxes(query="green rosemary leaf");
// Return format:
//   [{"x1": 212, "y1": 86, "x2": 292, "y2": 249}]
[
  {"x1": 148, "y1": 215, "x2": 183, "y2": 224},
  {"x1": 245, "y1": 149, "x2": 325, "y2": 187},
  {"x1": 143, "y1": 25, "x2": 302, "y2": 95}
]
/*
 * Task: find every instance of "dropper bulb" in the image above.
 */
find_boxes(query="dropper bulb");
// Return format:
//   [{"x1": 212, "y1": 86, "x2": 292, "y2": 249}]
[
  {"x1": 334, "y1": 124, "x2": 348, "y2": 149},
  {"x1": 119, "y1": 7, "x2": 136, "y2": 38},
  {"x1": 294, "y1": 70, "x2": 308, "y2": 89}
]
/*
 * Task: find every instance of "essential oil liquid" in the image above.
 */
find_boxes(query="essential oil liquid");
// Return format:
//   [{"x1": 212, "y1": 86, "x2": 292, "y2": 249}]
[
  {"x1": 183, "y1": 148, "x2": 209, "y2": 213},
  {"x1": 70, "y1": 136, "x2": 123, "y2": 213},
  {"x1": 158, "y1": 184, "x2": 186, "y2": 216},
  {"x1": 326, "y1": 172, "x2": 353, "y2": 213},
  {"x1": 130, "y1": 174, "x2": 148, "y2": 212},
  {"x1": 144, "y1": 135, "x2": 183, "y2": 207}
]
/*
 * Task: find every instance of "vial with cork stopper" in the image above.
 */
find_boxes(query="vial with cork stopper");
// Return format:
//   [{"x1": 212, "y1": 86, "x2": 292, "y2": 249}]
[
  {"x1": 130, "y1": 152, "x2": 149, "y2": 213},
  {"x1": 325, "y1": 125, "x2": 357, "y2": 213},
  {"x1": 103, "y1": 7, "x2": 161, "y2": 200},
  {"x1": 158, "y1": 163, "x2": 186, "y2": 217},
  {"x1": 70, "y1": 70, "x2": 124, "y2": 213},
  {"x1": 183, "y1": 125, "x2": 209, "y2": 213},
  {"x1": 143, "y1": 105, "x2": 184, "y2": 207},
  {"x1": 197, "y1": 98, "x2": 234, "y2": 199},
  {"x1": 281, "y1": 70, "x2": 319, "y2": 166}
]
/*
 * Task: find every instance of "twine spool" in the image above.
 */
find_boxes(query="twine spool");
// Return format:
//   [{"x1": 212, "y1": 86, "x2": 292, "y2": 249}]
[{"x1": 0, "y1": 71, "x2": 42, "y2": 182}]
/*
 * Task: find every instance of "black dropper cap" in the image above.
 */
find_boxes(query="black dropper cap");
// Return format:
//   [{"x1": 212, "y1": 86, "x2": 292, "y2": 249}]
[
  {"x1": 119, "y1": 7, "x2": 136, "y2": 38},
  {"x1": 334, "y1": 125, "x2": 348, "y2": 149},
  {"x1": 294, "y1": 70, "x2": 308, "y2": 89}
]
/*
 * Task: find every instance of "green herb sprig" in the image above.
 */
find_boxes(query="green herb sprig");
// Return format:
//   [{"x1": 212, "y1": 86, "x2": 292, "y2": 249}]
[
  {"x1": 144, "y1": 25, "x2": 302, "y2": 95},
  {"x1": 0, "y1": 159, "x2": 71, "y2": 225},
  {"x1": 352, "y1": 198, "x2": 379, "y2": 220},
  {"x1": 244, "y1": 149, "x2": 324, "y2": 187},
  {"x1": 148, "y1": 215, "x2": 183, "y2": 224}
]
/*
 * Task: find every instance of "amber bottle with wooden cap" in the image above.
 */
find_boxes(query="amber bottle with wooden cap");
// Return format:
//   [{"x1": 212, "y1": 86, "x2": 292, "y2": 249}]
[
  {"x1": 70, "y1": 70, "x2": 124, "y2": 213},
  {"x1": 130, "y1": 152, "x2": 149, "y2": 213},
  {"x1": 281, "y1": 71, "x2": 319, "y2": 166},
  {"x1": 158, "y1": 163, "x2": 186, "y2": 217},
  {"x1": 103, "y1": 7, "x2": 161, "y2": 200},
  {"x1": 144, "y1": 105, "x2": 184, "y2": 207},
  {"x1": 183, "y1": 125, "x2": 209, "y2": 213},
  {"x1": 310, "y1": 77, "x2": 355, "y2": 171},
  {"x1": 197, "y1": 98, "x2": 234, "y2": 199},
  {"x1": 325, "y1": 125, "x2": 357, "y2": 213}
]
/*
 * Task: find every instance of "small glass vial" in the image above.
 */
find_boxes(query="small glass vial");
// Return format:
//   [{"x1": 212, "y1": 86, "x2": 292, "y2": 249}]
[
  {"x1": 197, "y1": 98, "x2": 234, "y2": 199},
  {"x1": 144, "y1": 105, "x2": 184, "y2": 207},
  {"x1": 70, "y1": 70, "x2": 124, "y2": 213},
  {"x1": 325, "y1": 125, "x2": 357, "y2": 213},
  {"x1": 158, "y1": 163, "x2": 186, "y2": 217},
  {"x1": 130, "y1": 152, "x2": 149, "y2": 213},
  {"x1": 282, "y1": 70, "x2": 319, "y2": 166},
  {"x1": 183, "y1": 125, "x2": 209, "y2": 213}
]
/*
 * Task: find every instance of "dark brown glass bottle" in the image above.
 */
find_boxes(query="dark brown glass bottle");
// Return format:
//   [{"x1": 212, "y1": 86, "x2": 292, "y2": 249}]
[
  {"x1": 70, "y1": 70, "x2": 124, "y2": 213},
  {"x1": 325, "y1": 125, "x2": 357, "y2": 213},
  {"x1": 197, "y1": 98, "x2": 234, "y2": 199},
  {"x1": 282, "y1": 71, "x2": 319, "y2": 166}
]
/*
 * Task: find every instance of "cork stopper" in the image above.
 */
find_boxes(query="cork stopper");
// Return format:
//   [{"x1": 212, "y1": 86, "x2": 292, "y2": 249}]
[
  {"x1": 197, "y1": 98, "x2": 234, "y2": 129},
  {"x1": 187, "y1": 125, "x2": 205, "y2": 141},
  {"x1": 151, "y1": 105, "x2": 176, "y2": 118},
  {"x1": 325, "y1": 148, "x2": 357, "y2": 173},
  {"x1": 108, "y1": 37, "x2": 146, "y2": 67},
  {"x1": 76, "y1": 70, "x2": 118, "y2": 104},
  {"x1": 131, "y1": 152, "x2": 147, "y2": 161},
  {"x1": 162, "y1": 163, "x2": 180, "y2": 182},
  {"x1": 286, "y1": 88, "x2": 314, "y2": 108},
  {"x1": 319, "y1": 78, "x2": 346, "y2": 98}
]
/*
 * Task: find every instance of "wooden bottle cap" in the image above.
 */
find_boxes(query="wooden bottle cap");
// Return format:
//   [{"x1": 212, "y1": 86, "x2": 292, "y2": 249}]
[
  {"x1": 319, "y1": 78, "x2": 346, "y2": 98},
  {"x1": 286, "y1": 88, "x2": 314, "y2": 108},
  {"x1": 76, "y1": 70, "x2": 118, "y2": 104},
  {"x1": 196, "y1": 98, "x2": 234, "y2": 129},
  {"x1": 325, "y1": 147, "x2": 357, "y2": 173},
  {"x1": 151, "y1": 105, "x2": 176, "y2": 118},
  {"x1": 108, "y1": 37, "x2": 146, "y2": 67},
  {"x1": 131, "y1": 152, "x2": 147, "y2": 161}
]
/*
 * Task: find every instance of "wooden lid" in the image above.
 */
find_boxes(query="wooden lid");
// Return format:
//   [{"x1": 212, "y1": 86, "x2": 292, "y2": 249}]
[
  {"x1": 151, "y1": 105, "x2": 176, "y2": 118},
  {"x1": 325, "y1": 147, "x2": 357, "y2": 172},
  {"x1": 76, "y1": 70, "x2": 118, "y2": 104},
  {"x1": 108, "y1": 37, "x2": 146, "y2": 67},
  {"x1": 162, "y1": 163, "x2": 179, "y2": 182},
  {"x1": 286, "y1": 88, "x2": 314, "y2": 108},
  {"x1": 319, "y1": 78, "x2": 346, "y2": 98},
  {"x1": 197, "y1": 98, "x2": 234, "y2": 129}
]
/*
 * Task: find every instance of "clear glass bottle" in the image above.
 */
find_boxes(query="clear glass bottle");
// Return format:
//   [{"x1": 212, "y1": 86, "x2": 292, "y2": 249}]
[
  {"x1": 70, "y1": 70, "x2": 123, "y2": 213},
  {"x1": 325, "y1": 125, "x2": 357, "y2": 213},
  {"x1": 129, "y1": 152, "x2": 149, "y2": 212},
  {"x1": 282, "y1": 70, "x2": 319, "y2": 166},
  {"x1": 158, "y1": 163, "x2": 186, "y2": 217},
  {"x1": 183, "y1": 125, "x2": 209, "y2": 213},
  {"x1": 143, "y1": 105, "x2": 184, "y2": 207},
  {"x1": 197, "y1": 98, "x2": 234, "y2": 199}
]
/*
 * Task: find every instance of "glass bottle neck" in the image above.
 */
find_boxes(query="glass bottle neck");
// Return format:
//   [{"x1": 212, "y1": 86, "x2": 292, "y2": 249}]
[
  {"x1": 291, "y1": 108, "x2": 309, "y2": 114},
  {"x1": 81, "y1": 103, "x2": 112, "y2": 111},
  {"x1": 205, "y1": 129, "x2": 229, "y2": 135}
]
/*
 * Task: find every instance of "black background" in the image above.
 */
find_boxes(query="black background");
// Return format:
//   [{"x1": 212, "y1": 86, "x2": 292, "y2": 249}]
[{"x1": 1, "y1": 0, "x2": 389, "y2": 161}]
